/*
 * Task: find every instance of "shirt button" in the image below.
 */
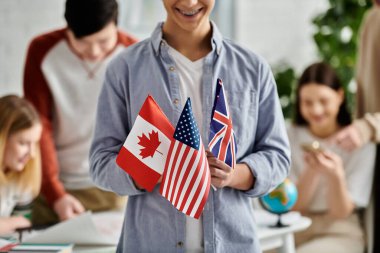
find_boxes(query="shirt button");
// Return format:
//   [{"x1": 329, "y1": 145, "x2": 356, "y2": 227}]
[
  {"x1": 173, "y1": 99, "x2": 179, "y2": 105},
  {"x1": 177, "y1": 241, "x2": 184, "y2": 247},
  {"x1": 169, "y1": 66, "x2": 175, "y2": 71}
]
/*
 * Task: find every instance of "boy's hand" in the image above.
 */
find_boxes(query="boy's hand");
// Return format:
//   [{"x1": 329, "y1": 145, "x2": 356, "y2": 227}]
[{"x1": 206, "y1": 151, "x2": 234, "y2": 188}]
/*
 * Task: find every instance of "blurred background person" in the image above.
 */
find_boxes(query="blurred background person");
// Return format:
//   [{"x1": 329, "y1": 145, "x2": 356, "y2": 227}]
[
  {"x1": 333, "y1": 0, "x2": 380, "y2": 151},
  {"x1": 332, "y1": 2, "x2": 380, "y2": 252},
  {"x1": 288, "y1": 63, "x2": 376, "y2": 253},
  {"x1": 0, "y1": 95, "x2": 42, "y2": 235},
  {"x1": 23, "y1": 0, "x2": 137, "y2": 225}
]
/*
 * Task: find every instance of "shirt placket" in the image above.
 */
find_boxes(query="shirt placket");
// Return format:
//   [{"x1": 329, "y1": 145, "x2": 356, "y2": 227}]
[
  {"x1": 201, "y1": 50, "x2": 220, "y2": 253},
  {"x1": 159, "y1": 40, "x2": 183, "y2": 121},
  {"x1": 159, "y1": 40, "x2": 188, "y2": 253}
]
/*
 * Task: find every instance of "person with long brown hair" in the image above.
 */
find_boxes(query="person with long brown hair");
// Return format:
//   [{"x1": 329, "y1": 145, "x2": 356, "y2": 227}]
[
  {"x1": 0, "y1": 95, "x2": 42, "y2": 235},
  {"x1": 288, "y1": 62, "x2": 376, "y2": 253}
]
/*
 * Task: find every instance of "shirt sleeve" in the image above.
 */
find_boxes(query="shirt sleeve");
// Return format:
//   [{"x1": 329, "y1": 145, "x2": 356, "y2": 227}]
[
  {"x1": 23, "y1": 37, "x2": 66, "y2": 206},
  {"x1": 345, "y1": 143, "x2": 376, "y2": 208},
  {"x1": 241, "y1": 60, "x2": 291, "y2": 197},
  {"x1": 286, "y1": 125, "x2": 300, "y2": 183},
  {"x1": 89, "y1": 57, "x2": 145, "y2": 196}
]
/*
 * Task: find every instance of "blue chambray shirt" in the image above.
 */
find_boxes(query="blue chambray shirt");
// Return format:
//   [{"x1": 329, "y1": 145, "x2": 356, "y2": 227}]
[{"x1": 90, "y1": 22, "x2": 290, "y2": 253}]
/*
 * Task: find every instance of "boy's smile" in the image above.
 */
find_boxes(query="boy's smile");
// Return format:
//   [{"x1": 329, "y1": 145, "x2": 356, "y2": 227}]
[
  {"x1": 163, "y1": 0, "x2": 214, "y2": 34},
  {"x1": 176, "y1": 7, "x2": 203, "y2": 17}
]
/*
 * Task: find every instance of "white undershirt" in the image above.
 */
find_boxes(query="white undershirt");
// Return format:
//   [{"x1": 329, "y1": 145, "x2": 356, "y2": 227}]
[
  {"x1": 168, "y1": 46, "x2": 204, "y2": 132},
  {"x1": 0, "y1": 183, "x2": 33, "y2": 217},
  {"x1": 168, "y1": 45, "x2": 205, "y2": 253}
]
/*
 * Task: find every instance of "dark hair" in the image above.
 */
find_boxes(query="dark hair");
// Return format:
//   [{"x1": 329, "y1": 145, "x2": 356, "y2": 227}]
[
  {"x1": 293, "y1": 62, "x2": 352, "y2": 126},
  {"x1": 64, "y1": 0, "x2": 118, "y2": 38}
]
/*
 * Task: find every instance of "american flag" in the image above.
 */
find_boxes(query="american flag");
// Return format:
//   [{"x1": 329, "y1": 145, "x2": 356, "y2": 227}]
[
  {"x1": 160, "y1": 98, "x2": 211, "y2": 219},
  {"x1": 209, "y1": 79, "x2": 237, "y2": 169}
]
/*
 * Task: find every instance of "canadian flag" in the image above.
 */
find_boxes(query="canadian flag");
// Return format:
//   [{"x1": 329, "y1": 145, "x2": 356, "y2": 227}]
[{"x1": 116, "y1": 95, "x2": 174, "y2": 192}]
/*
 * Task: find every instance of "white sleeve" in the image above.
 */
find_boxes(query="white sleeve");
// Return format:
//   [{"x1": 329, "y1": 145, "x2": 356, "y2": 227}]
[{"x1": 287, "y1": 125, "x2": 301, "y2": 183}]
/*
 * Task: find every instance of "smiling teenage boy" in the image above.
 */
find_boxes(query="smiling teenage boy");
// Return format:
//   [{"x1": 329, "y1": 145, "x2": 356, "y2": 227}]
[
  {"x1": 90, "y1": 0, "x2": 290, "y2": 252},
  {"x1": 23, "y1": 0, "x2": 137, "y2": 225}
]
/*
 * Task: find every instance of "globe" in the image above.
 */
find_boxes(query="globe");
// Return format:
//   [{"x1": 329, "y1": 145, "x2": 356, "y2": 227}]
[{"x1": 259, "y1": 178, "x2": 298, "y2": 227}]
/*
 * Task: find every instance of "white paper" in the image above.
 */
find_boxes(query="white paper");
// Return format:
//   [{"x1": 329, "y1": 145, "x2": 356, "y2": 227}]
[
  {"x1": 24, "y1": 212, "x2": 116, "y2": 246},
  {"x1": 91, "y1": 211, "x2": 124, "y2": 244},
  {"x1": 0, "y1": 238, "x2": 13, "y2": 247}
]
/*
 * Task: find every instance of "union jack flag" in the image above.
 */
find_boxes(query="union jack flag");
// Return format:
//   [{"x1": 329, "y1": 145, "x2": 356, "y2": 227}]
[{"x1": 208, "y1": 79, "x2": 237, "y2": 169}]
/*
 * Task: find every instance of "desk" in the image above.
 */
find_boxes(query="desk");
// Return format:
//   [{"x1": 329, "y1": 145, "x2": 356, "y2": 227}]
[
  {"x1": 255, "y1": 210, "x2": 312, "y2": 253},
  {"x1": 14, "y1": 210, "x2": 310, "y2": 253},
  {"x1": 74, "y1": 210, "x2": 310, "y2": 253},
  {"x1": 74, "y1": 245, "x2": 115, "y2": 253}
]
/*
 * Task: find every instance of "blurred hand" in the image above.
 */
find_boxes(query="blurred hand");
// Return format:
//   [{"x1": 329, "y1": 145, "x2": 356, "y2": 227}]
[
  {"x1": 53, "y1": 194, "x2": 85, "y2": 221},
  {"x1": 12, "y1": 216, "x2": 31, "y2": 230},
  {"x1": 304, "y1": 150, "x2": 344, "y2": 178},
  {"x1": 330, "y1": 124, "x2": 363, "y2": 151},
  {"x1": 206, "y1": 151, "x2": 234, "y2": 188}
]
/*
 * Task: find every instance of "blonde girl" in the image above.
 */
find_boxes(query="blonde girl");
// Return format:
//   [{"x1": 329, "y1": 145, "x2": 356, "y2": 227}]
[{"x1": 0, "y1": 95, "x2": 42, "y2": 235}]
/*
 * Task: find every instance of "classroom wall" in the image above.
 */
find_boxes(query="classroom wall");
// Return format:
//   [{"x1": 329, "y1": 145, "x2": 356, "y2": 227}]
[
  {"x1": 237, "y1": 0, "x2": 328, "y2": 73},
  {"x1": 0, "y1": 0, "x2": 328, "y2": 97},
  {"x1": 0, "y1": 0, "x2": 65, "y2": 96}
]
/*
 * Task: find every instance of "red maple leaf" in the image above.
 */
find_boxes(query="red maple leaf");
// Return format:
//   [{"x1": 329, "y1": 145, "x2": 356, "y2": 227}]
[{"x1": 137, "y1": 130, "x2": 163, "y2": 159}]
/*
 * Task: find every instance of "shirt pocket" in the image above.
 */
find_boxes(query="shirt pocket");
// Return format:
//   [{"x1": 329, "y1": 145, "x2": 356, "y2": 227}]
[{"x1": 226, "y1": 90, "x2": 257, "y2": 152}]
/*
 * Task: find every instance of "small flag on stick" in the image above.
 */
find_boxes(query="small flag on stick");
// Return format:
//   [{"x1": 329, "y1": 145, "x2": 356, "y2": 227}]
[
  {"x1": 116, "y1": 95, "x2": 174, "y2": 192},
  {"x1": 209, "y1": 78, "x2": 237, "y2": 169},
  {"x1": 160, "y1": 98, "x2": 211, "y2": 219}
]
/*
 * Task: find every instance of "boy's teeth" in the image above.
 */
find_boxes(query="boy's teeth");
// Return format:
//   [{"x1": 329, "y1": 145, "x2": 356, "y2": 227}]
[{"x1": 180, "y1": 9, "x2": 199, "y2": 16}]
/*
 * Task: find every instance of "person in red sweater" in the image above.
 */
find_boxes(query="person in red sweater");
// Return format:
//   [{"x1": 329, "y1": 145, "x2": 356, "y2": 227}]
[{"x1": 23, "y1": 0, "x2": 137, "y2": 225}]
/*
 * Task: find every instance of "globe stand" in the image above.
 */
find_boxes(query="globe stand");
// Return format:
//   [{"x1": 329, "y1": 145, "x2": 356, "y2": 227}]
[{"x1": 270, "y1": 213, "x2": 289, "y2": 228}]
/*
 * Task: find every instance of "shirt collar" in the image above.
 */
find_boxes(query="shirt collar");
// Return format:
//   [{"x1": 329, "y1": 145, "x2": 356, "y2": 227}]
[
  {"x1": 210, "y1": 21, "x2": 223, "y2": 55},
  {"x1": 151, "y1": 21, "x2": 223, "y2": 56}
]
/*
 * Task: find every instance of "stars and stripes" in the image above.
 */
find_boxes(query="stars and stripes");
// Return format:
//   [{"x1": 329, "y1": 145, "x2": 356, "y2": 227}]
[
  {"x1": 209, "y1": 78, "x2": 237, "y2": 169},
  {"x1": 160, "y1": 98, "x2": 211, "y2": 219},
  {"x1": 118, "y1": 89, "x2": 237, "y2": 218}
]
